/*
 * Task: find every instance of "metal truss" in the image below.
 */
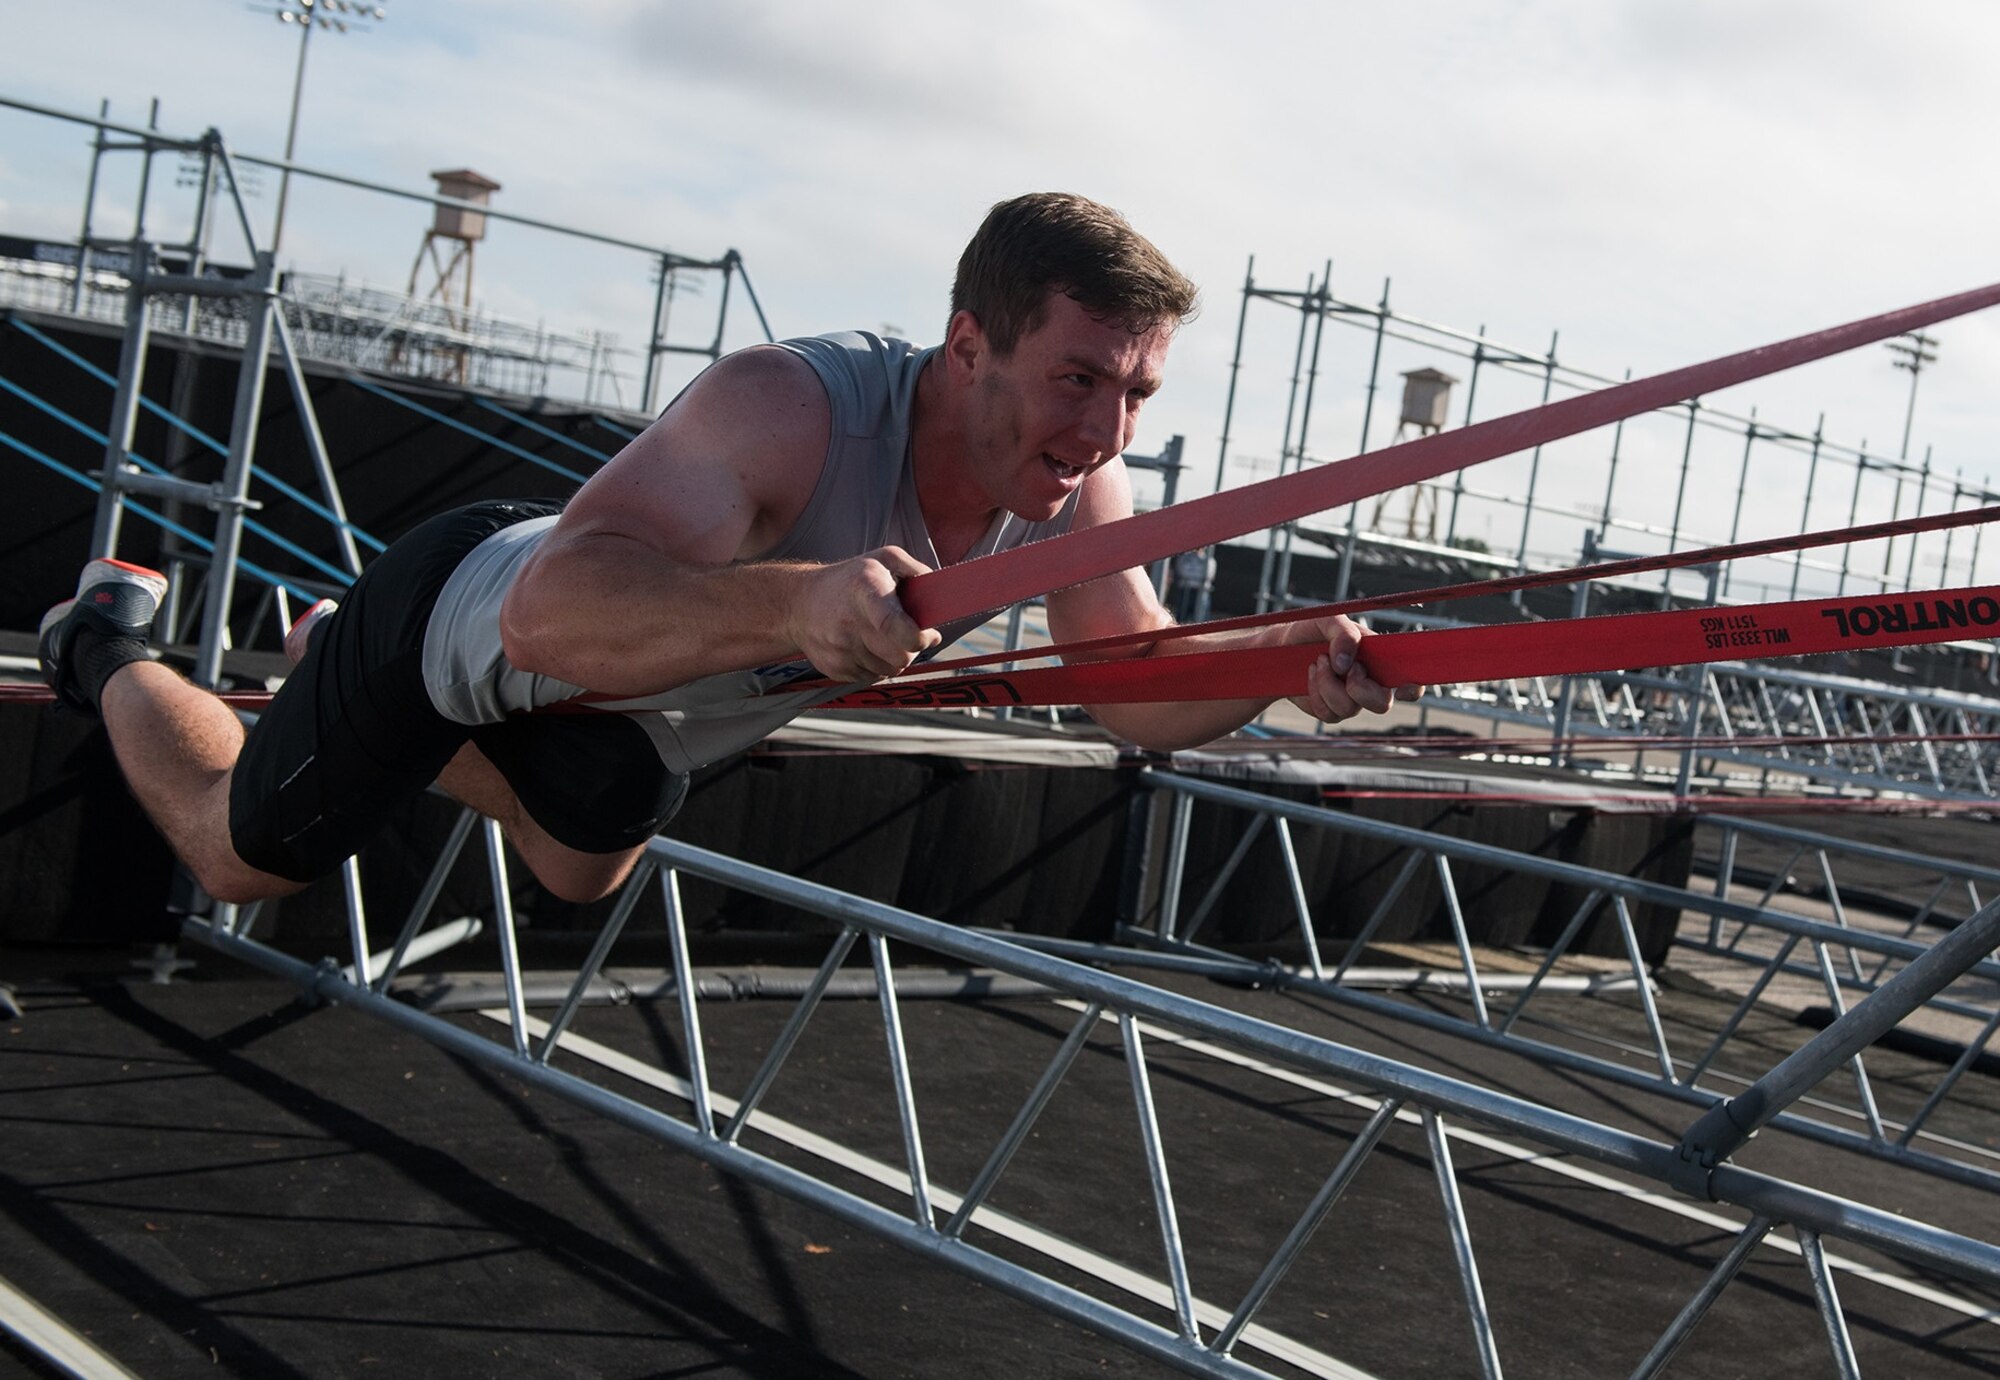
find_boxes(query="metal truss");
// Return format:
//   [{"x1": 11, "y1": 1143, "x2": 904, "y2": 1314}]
[
  {"x1": 181, "y1": 808, "x2": 2000, "y2": 1378},
  {"x1": 1698, "y1": 813, "x2": 1996, "y2": 945},
  {"x1": 1382, "y1": 625, "x2": 2000, "y2": 800},
  {"x1": 1121, "y1": 770, "x2": 2000, "y2": 1196}
]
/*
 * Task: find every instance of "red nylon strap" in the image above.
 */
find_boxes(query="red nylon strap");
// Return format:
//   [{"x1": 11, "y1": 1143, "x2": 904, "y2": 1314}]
[
  {"x1": 820, "y1": 585, "x2": 2000, "y2": 709},
  {"x1": 899, "y1": 281, "x2": 2000, "y2": 631},
  {"x1": 850, "y1": 501, "x2": 2000, "y2": 683}
]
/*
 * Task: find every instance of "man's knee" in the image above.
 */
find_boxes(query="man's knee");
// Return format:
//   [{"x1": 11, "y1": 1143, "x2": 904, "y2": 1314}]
[
  {"x1": 516, "y1": 836, "x2": 647, "y2": 904},
  {"x1": 185, "y1": 841, "x2": 312, "y2": 906}
]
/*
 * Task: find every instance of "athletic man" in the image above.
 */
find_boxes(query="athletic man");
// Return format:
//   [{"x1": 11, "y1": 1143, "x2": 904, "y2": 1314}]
[{"x1": 39, "y1": 193, "x2": 1413, "y2": 908}]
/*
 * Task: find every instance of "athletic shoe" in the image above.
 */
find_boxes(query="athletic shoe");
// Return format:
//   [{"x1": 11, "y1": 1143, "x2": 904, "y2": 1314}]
[
  {"x1": 284, "y1": 598, "x2": 339, "y2": 666},
  {"x1": 38, "y1": 558, "x2": 168, "y2": 713}
]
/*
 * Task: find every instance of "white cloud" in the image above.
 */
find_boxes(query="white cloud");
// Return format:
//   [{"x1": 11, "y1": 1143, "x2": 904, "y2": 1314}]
[{"x1": 5, "y1": 0, "x2": 1998, "y2": 579}]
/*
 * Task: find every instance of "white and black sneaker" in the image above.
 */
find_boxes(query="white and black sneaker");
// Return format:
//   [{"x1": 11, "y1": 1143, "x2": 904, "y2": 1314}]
[
  {"x1": 38, "y1": 558, "x2": 168, "y2": 715},
  {"x1": 283, "y1": 598, "x2": 339, "y2": 667}
]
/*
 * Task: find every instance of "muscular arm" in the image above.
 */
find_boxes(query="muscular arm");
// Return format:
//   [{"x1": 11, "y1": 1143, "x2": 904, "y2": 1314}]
[
  {"x1": 1044, "y1": 461, "x2": 1415, "y2": 751},
  {"x1": 500, "y1": 347, "x2": 937, "y2": 697}
]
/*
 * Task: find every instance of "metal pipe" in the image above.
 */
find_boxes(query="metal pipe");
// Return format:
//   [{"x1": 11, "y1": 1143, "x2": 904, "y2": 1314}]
[
  {"x1": 1331, "y1": 278, "x2": 1390, "y2": 604},
  {"x1": 664, "y1": 867, "x2": 717, "y2": 1139},
  {"x1": 1444, "y1": 327, "x2": 1485, "y2": 546},
  {"x1": 190, "y1": 252, "x2": 279, "y2": 687},
  {"x1": 1122, "y1": 1014, "x2": 1200, "y2": 1341},
  {"x1": 943, "y1": 1001, "x2": 1105, "y2": 1239},
  {"x1": 1254, "y1": 272, "x2": 1316, "y2": 614},
  {"x1": 872, "y1": 933, "x2": 937, "y2": 1230},
  {"x1": 1790, "y1": 415, "x2": 1825, "y2": 599},
  {"x1": 1275, "y1": 268, "x2": 1335, "y2": 609},
  {"x1": 1211, "y1": 255, "x2": 1255, "y2": 497},
  {"x1": 484, "y1": 818, "x2": 531, "y2": 1059},
  {"x1": 1672, "y1": 896, "x2": 2000, "y2": 1196},
  {"x1": 1796, "y1": 1228, "x2": 1863, "y2": 1380},
  {"x1": 1509, "y1": 329, "x2": 1559, "y2": 597},
  {"x1": 1627, "y1": 1216, "x2": 1773, "y2": 1380},
  {"x1": 1426, "y1": 1110, "x2": 1503, "y2": 1380},
  {"x1": 536, "y1": 859, "x2": 655, "y2": 1063},
  {"x1": 1216, "y1": 1097, "x2": 1403, "y2": 1356},
  {"x1": 71, "y1": 98, "x2": 111, "y2": 313}
]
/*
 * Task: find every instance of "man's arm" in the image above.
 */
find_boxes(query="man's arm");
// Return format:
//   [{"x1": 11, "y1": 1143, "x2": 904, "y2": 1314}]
[
  {"x1": 501, "y1": 346, "x2": 938, "y2": 697},
  {"x1": 1043, "y1": 460, "x2": 1414, "y2": 752}
]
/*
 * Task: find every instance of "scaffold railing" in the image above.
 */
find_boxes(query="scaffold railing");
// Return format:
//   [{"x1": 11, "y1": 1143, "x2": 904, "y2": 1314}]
[
  {"x1": 182, "y1": 809, "x2": 2000, "y2": 1379},
  {"x1": 1118, "y1": 769, "x2": 2000, "y2": 1196}
]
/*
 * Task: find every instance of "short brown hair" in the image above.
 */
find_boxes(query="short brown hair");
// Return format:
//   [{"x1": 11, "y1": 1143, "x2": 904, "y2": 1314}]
[{"x1": 950, "y1": 192, "x2": 1198, "y2": 354}]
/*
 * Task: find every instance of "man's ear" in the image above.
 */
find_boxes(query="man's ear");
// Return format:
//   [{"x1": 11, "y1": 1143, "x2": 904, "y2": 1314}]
[{"x1": 942, "y1": 309, "x2": 986, "y2": 381}]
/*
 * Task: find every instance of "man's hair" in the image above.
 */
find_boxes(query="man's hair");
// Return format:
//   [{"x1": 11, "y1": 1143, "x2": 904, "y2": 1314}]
[{"x1": 950, "y1": 192, "x2": 1198, "y2": 354}]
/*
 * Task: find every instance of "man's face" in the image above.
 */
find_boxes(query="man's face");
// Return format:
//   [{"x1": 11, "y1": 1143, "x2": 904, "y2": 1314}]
[{"x1": 960, "y1": 293, "x2": 1172, "y2": 522}]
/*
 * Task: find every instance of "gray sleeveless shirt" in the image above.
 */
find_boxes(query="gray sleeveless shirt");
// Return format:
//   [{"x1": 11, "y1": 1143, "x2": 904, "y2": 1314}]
[{"x1": 420, "y1": 331, "x2": 1080, "y2": 774}]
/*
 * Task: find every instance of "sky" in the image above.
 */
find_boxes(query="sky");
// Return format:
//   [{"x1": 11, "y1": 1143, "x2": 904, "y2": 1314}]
[{"x1": 4, "y1": 0, "x2": 1998, "y2": 597}]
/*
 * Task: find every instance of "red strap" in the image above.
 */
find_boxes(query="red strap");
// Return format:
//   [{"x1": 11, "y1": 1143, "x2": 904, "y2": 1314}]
[
  {"x1": 899, "y1": 282, "x2": 2000, "y2": 630},
  {"x1": 847, "y1": 502, "x2": 2000, "y2": 683},
  {"x1": 820, "y1": 585, "x2": 2000, "y2": 709}
]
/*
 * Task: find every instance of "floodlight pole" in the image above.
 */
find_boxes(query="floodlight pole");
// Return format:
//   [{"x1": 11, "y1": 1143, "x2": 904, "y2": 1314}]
[
  {"x1": 1889, "y1": 331, "x2": 1939, "y2": 463},
  {"x1": 271, "y1": 14, "x2": 317, "y2": 255},
  {"x1": 1882, "y1": 332, "x2": 1939, "y2": 582},
  {"x1": 264, "y1": 0, "x2": 387, "y2": 256}
]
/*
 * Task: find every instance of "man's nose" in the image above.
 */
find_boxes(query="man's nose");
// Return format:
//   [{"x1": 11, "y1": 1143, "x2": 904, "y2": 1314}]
[{"x1": 1077, "y1": 392, "x2": 1126, "y2": 459}]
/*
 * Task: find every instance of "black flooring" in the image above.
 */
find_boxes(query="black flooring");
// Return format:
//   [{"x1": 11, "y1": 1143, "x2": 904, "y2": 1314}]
[{"x1": 4, "y1": 943, "x2": 2000, "y2": 1380}]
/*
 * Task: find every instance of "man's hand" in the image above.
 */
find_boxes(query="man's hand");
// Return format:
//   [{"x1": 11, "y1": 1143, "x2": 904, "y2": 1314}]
[
  {"x1": 788, "y1": 546, "x2": 941, "y2": 682},
  {"x1": 1289, "y1": 614, "x2": 1423, "y2": 724}
]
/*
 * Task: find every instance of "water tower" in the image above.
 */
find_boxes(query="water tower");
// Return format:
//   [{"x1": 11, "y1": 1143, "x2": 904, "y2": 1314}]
[
  {"x1": 404, "y1": 167, "x2": 500, "y2": 380},
  {"x1": 1370, "y1": 366, "x2": 1458, "y2": 541}
]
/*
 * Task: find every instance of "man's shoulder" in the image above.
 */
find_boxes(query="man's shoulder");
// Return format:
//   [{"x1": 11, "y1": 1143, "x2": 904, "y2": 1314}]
[
  {"x1": 776, "y1": 331, "x2": 929, "y2": 383},
  {"x1": 769, "y1": 332, "x2": 932, "y2": 436}
]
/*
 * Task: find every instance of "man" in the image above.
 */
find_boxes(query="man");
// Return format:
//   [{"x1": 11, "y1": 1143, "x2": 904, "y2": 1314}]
[{"x1": 40, "y1": 193, "x2": 1412, "y2": 909}]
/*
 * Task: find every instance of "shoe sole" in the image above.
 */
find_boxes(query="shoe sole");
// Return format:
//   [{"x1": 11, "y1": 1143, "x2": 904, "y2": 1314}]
[{"x1": 284, "y1": 598, "x2": 339, "y2": 666}]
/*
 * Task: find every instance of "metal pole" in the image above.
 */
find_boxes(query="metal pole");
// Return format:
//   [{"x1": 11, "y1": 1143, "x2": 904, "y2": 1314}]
[
  {"x1": 71, "y1": 99, "x2": 111, "y2": 313},
  {"x1": 1595, "y1": 367, "x2": 1631, "y2": 542},
  {"x1": 1509, "y1": 329, "x2": 1558, "y2": 601},
  {"x1": 1255, "y1": 273, "x2": 1315, "y2": 614},
  {"x1": 642, "y1": 251, "x2": 671, "y2": 414},
  {"x1": 1971, "y1": 475, "x2": 1992, "y2": 586},
  {"x1": 1901, "y1": 448, "x2": 1932, "y2": 593},
  {"x1": 193, "y1": 252, "x2": 280, "y2": 688},
  {"x1": 271, "y1": 16, "x2": 315, "y2": 255},
  {"x1": 1211, "y1": 255, "x2": 1255, "y2": 496},
  {"x1": 1332, "y1": 277, "x2": 1390, "y2": 602},
  {"x1": 1445, "y1": 328, "x2": 1485, "y2": 545},
  {"x1": 1663, "y1": 399, "x2": 1700, "y2": 567},
  {"x1": 1673, "y1": 895, "x2": 2000, "y2": 1198},
  {"x1": 89, "y1": 239, "x2": 157, "y2": 559},
  {"x1": 1789, "y1": 415, "x2": 1824, "y2": 600},
  {"x1": 1836, "y1": 444, "x2": 1867, "y2": 596},
  {"x1": 1277, "y1": 268, "x2": 1335, "y2": 606},
  {"x1": 1940, "y1": 469, "x2": 1964, "y2": 584},
  {"x1": 132, "y1": 99, "x2": 160, "y2": 242},
  {"x1": 1720, "y1": 413, "x2": 1757, "y2": 598}
]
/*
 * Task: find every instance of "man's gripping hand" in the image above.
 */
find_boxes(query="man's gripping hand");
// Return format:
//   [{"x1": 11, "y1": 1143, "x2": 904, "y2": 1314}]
[
  {"x1": 1289, "y1": 614, "x2": 1423, "y2": 724},
  {"x1": 787, "y1": 546, "x2": 942, "y2": 682}
]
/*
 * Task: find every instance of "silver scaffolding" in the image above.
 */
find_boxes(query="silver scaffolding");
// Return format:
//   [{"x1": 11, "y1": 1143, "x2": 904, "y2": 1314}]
[
  {"x1": 1210, "y1": 258, "x2": 2000, "y2": 802},
  {"x1": 0, "y1": 92, "x2": 770, "y2": 420},
  {"x1": 181, "y1": 806, "x2": 2000, "y2": 1379},
  {"x1": 0, "y1": 93, "x2": 771, "y2": 674}
]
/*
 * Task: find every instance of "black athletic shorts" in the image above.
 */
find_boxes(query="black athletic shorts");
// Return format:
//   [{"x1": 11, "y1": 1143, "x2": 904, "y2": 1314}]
[{"x1": 229, "y1": 499, "x2": 689, "y2": 883}]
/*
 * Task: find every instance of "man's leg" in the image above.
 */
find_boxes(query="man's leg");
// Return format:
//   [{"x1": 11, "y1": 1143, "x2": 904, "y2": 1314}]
[
  {"x1": 434, "y1": 747, "x2": 648, "y2": 902},
  {"x1": 97, "y1": 661, "x2": 307, "y2": 903},
  {"x1": 39, "y1": 559, "x2": 303, "y2": 904}
]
